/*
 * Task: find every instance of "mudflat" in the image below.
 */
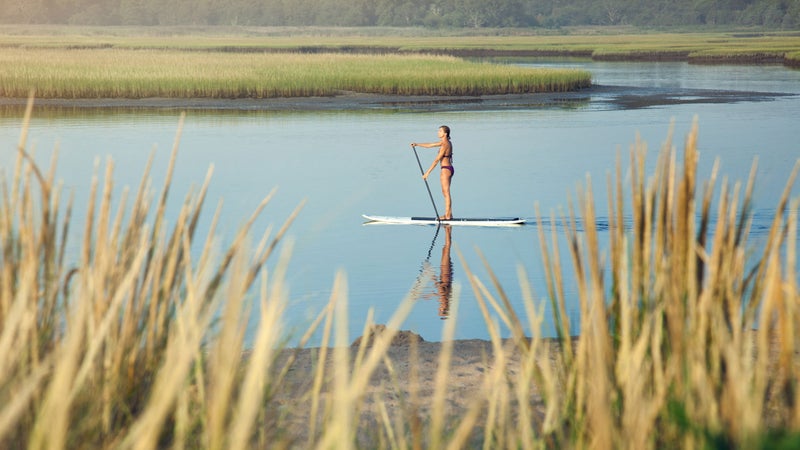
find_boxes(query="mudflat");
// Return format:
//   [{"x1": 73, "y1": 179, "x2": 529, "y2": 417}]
[{"x1": 0, "y1": 85, "x2": 789, "y2": 112}]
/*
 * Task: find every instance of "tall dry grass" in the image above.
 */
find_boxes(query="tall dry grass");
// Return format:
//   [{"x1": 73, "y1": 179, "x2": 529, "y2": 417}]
[
  {"x1": 516, "y1": 121, "x2": 800, "y2": 448},
  {"x1": 2, "y1": 96, "x2": 800, "y2": 449},
  {"x1": 0, "y1": 95, "x2": 309, "y2": 449}
]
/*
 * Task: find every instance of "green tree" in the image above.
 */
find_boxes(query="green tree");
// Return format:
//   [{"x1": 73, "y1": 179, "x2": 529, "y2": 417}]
[
  {"x1": 375, "y1": 0, "x2": 428, "y2": 25},
  {"x1": 117, "y1": 0, "x2": 153, "y2": 25},
  {"x1": 259, "y1": 0, "x2": 287, "y2": 25}
]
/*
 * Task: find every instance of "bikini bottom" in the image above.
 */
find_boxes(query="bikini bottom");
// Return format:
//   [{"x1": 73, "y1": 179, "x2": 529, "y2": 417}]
[{"x1": 441, "y1": 165, "x2": 454, "y2": 175}]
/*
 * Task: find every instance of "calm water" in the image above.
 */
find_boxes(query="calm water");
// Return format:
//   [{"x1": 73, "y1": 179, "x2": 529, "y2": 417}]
[{"x1": 1, "y1": 61, "x2": 799, "y2": 345}]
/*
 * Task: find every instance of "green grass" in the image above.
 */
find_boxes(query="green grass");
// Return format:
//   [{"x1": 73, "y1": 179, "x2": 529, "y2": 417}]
[
  {"x1": 0, "y1": 49, "x2": 591, "y2": 99},
  {"x1": 785, "y1": 51, "x2": 800, "y2": 65},
  {"x1": 1, "y1": 25, "x2": 798, "y2": 59}
]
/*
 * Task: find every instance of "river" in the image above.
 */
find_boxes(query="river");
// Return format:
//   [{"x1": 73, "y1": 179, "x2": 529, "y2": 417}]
[{"x1": 1, "y1": 60, "x2": 798, "y2": 345}]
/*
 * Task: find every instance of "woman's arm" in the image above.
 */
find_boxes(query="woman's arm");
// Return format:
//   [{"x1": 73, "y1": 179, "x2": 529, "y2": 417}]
[
  {"x1": 422, "y1": 145, "x2": 447, "y2": 179},
  {"x1": 411, "y1": 142, "x2": 440, "y2": 148}
]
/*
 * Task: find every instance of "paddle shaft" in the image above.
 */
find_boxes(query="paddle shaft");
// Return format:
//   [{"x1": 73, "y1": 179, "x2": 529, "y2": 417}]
[{"x1": 412, "y1": 145, "x2": 441, "y2": 220}]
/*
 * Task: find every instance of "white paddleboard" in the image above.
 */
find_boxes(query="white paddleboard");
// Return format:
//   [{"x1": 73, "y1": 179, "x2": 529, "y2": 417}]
[{"x1": 362, "y1": 215, "x2": 526, "y2": 226}]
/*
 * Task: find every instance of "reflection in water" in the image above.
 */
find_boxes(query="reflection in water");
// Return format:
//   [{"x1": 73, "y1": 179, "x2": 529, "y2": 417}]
[
  {"x1": 436, "y1": 226, "x2": 453, "y2": 318},
  {"x1": 410, "y1": 225, "x2": 454, "y2": 319}
]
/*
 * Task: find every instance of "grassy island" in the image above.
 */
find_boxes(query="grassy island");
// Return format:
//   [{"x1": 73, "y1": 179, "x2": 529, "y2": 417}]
[{"x1": 0, "y1": 49, "x2": 591, "y2": 99}]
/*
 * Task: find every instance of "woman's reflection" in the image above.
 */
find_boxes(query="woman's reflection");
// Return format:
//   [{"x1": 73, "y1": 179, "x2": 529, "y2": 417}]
[
  {"x1": 436, "y1": 225, "x2": 454, "y2": 318},
  {"x1": 411, "y1": 225, "x2": 454, "y2": 318}
]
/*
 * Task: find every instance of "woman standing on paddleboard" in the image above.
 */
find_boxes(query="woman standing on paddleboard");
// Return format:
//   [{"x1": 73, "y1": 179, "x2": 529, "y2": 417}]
[{"x1": 412, "y1": 125, "x2": 454, "y2": 220}]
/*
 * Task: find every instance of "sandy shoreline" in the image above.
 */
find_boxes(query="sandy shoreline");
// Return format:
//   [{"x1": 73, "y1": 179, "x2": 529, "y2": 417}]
[
  {"x1": 267, "y1": 325, "x2": 786, "y2": 446},
  {"x1": 271, "y1": 328, "x2": 556, "y2": 445}
]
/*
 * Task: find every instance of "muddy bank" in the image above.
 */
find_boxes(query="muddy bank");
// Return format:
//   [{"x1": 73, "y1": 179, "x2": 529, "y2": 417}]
[
  {"x1": 0, "y1": 91, "x2": 591, "y2": 113},
  {"x1": 0, "y1": 84, "x2": 793, "y2": 113}
]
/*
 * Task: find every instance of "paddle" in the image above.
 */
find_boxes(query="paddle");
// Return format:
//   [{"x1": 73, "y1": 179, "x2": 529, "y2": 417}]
[{"x1": 411, "y1": 145, "x2": 441, "y2": 221}]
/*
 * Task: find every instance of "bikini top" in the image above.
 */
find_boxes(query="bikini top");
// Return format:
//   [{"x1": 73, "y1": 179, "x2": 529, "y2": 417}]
[{"x1": 442, "y1": 140, "x2": 453, "y2": 162}]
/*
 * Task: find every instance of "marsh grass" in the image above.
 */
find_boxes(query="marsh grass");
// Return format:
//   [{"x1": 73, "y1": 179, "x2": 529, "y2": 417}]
[
  {"x1": 0, "y1": 49, "x2": 590, "y2": 99},
  {"x1": 2, "y1": 96, "x2": 800, "y2": 449},
  {"x1": 2, "y1": 26, "x2": 799, "y2": 65},
  {"x1": 3, "y1": 27, "x2": 799, "y2": 99}
]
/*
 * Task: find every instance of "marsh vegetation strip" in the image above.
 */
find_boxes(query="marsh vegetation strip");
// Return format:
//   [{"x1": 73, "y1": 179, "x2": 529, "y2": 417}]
[
  {"x1": 0, "y1": 49, "x2": 591, "y2": 98},
  {"x1": 1, "y1": 26, "x2": 799, "y2": 65}
]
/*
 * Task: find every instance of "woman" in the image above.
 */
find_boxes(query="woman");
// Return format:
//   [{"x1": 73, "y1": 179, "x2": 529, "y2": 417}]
[{"x1": 411, "y1": 125, "x2": 454, "y2": 220}]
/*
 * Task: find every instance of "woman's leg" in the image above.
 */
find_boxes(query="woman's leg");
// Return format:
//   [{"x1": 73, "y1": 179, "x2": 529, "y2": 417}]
[{"x1": 440, "y1": 170, "x2": 453, "y2": 219}]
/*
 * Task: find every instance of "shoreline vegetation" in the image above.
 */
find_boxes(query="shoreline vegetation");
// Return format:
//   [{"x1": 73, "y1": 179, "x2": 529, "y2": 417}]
[
  {"x1": 3, "y1": 90, "x2": 800, "y2": 447},
  {"x1": 1, "y1": 26, "x2": 799, "y2": 100},
  {"x1": 2, "y1": 25, "x2": 800, "y2": 59}
]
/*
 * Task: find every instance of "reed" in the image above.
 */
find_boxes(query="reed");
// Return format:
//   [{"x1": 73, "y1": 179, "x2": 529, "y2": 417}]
[
  {"x1": 2, "y1": 96, "x2": 800, "y2": 448},
  {"x1": 514, "y1": 121, "x2": 800, "y2": 448},
  {"x1": 0, "y1": 49, "x2": 590, "y2": 99},
  {"x1": 0, "y1": 96, "x2": 307, "y2": 449}
]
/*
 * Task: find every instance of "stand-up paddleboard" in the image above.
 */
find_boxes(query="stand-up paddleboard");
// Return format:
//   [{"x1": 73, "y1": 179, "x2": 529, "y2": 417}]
[{"x1": 362, "y1": 215, "x2": 525, "y2": 226}]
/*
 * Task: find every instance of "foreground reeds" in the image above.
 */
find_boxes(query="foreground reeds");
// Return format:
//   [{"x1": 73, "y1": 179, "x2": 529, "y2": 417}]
[
  {"x1": 526, "y1": 124, "x2": 800, "y2": 448},
  {"x1": 1, "y1": 97, "x2": 800, "y2": 449},
  {"x1": 0, "y1": 49, "x2": 590, "y2": 99}
]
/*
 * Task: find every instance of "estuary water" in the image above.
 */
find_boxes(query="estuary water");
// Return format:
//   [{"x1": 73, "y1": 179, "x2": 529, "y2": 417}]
[{"x1": 1, "y1": 60, "x2": 799, "y2": 345}]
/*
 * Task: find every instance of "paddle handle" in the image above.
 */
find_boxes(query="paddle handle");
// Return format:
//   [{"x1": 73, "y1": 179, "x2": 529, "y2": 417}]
[{"x1": 412, "y1": 145, "x2": 441, "y2": 221}]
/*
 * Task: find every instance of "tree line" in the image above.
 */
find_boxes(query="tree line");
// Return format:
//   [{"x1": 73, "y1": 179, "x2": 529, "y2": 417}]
[{"x1": 3, "y1": 0, "x2": 799, "y2": 28}]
